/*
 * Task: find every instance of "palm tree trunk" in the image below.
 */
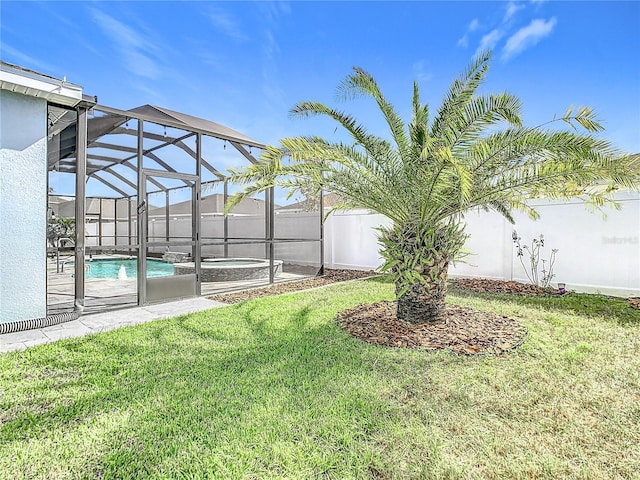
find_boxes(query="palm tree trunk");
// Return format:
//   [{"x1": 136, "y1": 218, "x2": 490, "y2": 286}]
[{"x1": 396, "y1": 258, "x2": 449, "y2": 324}]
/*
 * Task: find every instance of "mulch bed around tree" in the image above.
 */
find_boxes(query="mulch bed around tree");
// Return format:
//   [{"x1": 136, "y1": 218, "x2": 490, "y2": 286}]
[
  {"x1": 451, "y1": 278, "x2": 557, "y2": 296},
  {"x1": 211, "y1": 270, "x2": 528, "y2": 355},
  {"x1": 337, "y1": 301, "x2": 527, "y2": 355},
  {"x1": 211, "y1": 271, "x2": 635, "y2": 352},
  {"x1": 208, "y1": 269, "x2": 378, "y2": 304}
]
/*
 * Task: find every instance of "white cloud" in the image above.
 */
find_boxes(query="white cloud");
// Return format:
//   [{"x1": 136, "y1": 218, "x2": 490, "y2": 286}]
[
  {"x1": 502, "y1": 17, "x2": 557, "y2": 60},
  {"x1": 194, "y1": 49, "x2": 225, "y2": 70},
  {"x1": 261, "y1": 29, "x2": 284, "y2": 105},
  {"x1": 457, "y1": 18, "x2": 480, "y2": 48},
  {"x1": 476, "y1": 29, "x2": 504, "y2": 55},
  {"x1": 131, "y1": 81, "x2": 161, "y2": 100},
  {"x1": 206, "y1": 10, "x2": 249, "y2": 41},
  {"x1": 126, "y1": 51, "x2": 160, "y2": 80},
  {"x1": 259, "y1": 1, "x2": 292, "y2": 25},
  {"x1": 504, "y1": 2, "x2": 526, "y2": 21},
  {"x1": 412, "y1": 60, "x2": 433, "y2": 82},
  {"x1": 263, "y1": 29, "x2": 280, "y2": 63},
  {"x1": 90, "y1": 8, "x2": 161, "y2": 79},
  {"x1": 256, "y1": 2, "x2": 291, "y2": 111},
  {"x1": 464, "y1": 3, "x2": 553, "y2": 58},
  {"x1": 91, "y1": 9, "x2": 148, "y2": 51},
  {"x1": 0, "y1": 44, "x2": 56, "y2": 73}
]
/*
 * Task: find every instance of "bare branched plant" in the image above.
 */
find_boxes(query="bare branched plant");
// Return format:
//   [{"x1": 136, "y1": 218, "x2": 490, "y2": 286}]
[{"x1": 512, "y1": 230, "x2": 558, "y2": 288}]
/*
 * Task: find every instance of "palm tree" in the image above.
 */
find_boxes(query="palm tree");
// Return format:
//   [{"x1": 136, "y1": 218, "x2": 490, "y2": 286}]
[
  {"x1": 227, "y1": 52, "x2": 638, "y2": 324},
  {"x1": 47, "y1": 215, "x2": 75, "y2": 250}
]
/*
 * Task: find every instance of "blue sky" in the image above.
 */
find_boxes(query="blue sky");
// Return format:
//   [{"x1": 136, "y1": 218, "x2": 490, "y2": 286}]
[{"x1": 2, "y1": 1, "x2": 639, "y2": 200}]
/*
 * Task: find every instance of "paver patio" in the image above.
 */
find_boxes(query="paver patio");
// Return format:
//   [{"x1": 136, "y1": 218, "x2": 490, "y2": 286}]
[{"x1": 0, "y1": 296, "x2": 225, "y2": 352}]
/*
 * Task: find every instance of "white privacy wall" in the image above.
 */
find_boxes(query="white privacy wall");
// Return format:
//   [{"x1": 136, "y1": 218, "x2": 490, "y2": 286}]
[
  {"x1": 324, "y1": 209, "x2": 391, "y2": 271},
  {"x1": 80, "y1": 195, "x2": 639, "y2": 296},
  {"x1": 323, "y1": 193, "x2": 640, "y2": 297},
  {"x1": 0, "y1": 91, "x2": 48, "y2": 323}
]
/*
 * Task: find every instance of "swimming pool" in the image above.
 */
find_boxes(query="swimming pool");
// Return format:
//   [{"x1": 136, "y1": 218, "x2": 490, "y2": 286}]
[{"x1": 73, "y1": 258, "x2": 175, "y2": 279}]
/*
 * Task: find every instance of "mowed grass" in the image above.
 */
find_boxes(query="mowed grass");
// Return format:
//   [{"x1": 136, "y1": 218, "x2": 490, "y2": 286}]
[{"x1": 1, "y1": 278, "x2": 639, "y2": 479}]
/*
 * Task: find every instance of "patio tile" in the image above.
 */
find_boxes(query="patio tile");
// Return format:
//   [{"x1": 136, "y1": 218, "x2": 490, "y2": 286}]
[
  {"x1": 0, "y1": 329, "x2": 49, "y2": 345},
  {"x1": 80, "y1": 309, "x2": 154, "y2": 329},
  {"x1": 42, "y1": 322, "x2": 94, "y2": 341},
  {"x1": 0, "y1": 342, "x2": 26, "y2": 352},
  {"x1": 22, "y1": 339, "x2": 50, "y2": 349},
  {"x1": 142, "y1": 298, "x2": 224, "y2": 318},
  {"x1": 1, "y1": 296, "x2": 227, "y2": 352}
]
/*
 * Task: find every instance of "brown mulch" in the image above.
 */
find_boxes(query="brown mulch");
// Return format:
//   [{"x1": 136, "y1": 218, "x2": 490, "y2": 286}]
[
  {"x1": 208, "y1": 269, "x2": 378, "y2": 304},
  {"x1": 210, "y1": 271, "x2": 635, "y2": 353},
  {"x1": 211, "y1": 271, "x2": 530, "y2": 355},
  {"x1": 628, "y1": 298, "x2": 640, "y2": 309},
  {"x1": 337, "y1": 301, "x2": 527, "y2": 355},
  {"x1": 453, "y1": 278, "x2": 640, "y2": 310},
  {"x1": 451, "y1": 278, "x2": 557, "y2": 296}
]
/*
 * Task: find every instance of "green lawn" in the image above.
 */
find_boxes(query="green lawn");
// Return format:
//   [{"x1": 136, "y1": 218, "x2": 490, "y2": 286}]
[{"x1": 1, "y1": 278, "x2": 639, "y2": 479}]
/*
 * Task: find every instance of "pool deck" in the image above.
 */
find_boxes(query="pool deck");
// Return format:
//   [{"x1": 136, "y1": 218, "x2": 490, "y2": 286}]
[
  {"x1": 0, "y1": 257, "x2": 313, "y2": 352},
  {"x1": 46, "y1": 256, "x2": 309, "y2": 315},
  {"x1": 0, "y1": 296, "x2": 226, "y2": 353}
]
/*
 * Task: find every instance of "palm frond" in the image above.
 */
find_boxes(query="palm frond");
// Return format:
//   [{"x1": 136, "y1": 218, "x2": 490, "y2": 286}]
[
  {"x1": 227, "y1": 54, "x2": 637, "y2": 298},
  {"x1": 449, "y1": 92, "x2": 522, "y2": 154},
  {"x1": 431, "y1": 50, "x2": 492, "y2": 139},
  {"x1": 335, "y1": 67, "x2": 411, "y2": 160}
]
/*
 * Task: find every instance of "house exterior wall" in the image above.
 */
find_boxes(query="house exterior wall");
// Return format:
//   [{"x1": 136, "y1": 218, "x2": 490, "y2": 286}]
[{"x1": 0, "y1": 90, "x2": 48, "y2": 323}]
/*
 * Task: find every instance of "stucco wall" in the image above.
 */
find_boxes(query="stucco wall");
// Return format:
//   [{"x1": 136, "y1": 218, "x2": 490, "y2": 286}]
[{"x1": 0, "y1": 90, "x2": 48, "y2": 323}]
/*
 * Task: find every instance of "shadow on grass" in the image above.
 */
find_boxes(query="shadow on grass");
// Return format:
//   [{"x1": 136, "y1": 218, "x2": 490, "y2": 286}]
[
  {"x1": 448, "y1": 284, "x2": 640, "y2": 326},
  {"x1": 0, "y1": 301, "x2": 398, "y2": 478}
]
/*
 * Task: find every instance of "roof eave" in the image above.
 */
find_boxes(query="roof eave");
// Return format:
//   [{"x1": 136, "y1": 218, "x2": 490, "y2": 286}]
[{"x1": 0, "y1": 62, "x2": 86, "y2": 108}]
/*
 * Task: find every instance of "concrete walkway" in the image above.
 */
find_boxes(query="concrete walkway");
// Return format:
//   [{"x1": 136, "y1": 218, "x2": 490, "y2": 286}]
[{"x1": 0, "y1": 297, "x2": 226, "y2": 353}]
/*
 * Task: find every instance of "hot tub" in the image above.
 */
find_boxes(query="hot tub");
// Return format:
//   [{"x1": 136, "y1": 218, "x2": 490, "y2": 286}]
[{"x1": 173, "y1": 258, "x2": 283, "y2": 282}]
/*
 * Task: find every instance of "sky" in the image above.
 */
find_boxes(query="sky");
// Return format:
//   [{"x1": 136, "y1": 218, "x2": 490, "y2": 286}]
[{"x1": 1, "y1": 0, "x2": 639, "y2": 201}]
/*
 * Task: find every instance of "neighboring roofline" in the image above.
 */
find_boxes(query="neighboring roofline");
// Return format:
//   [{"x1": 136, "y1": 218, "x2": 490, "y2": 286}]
[{"x1": 0, "y1": 61, "x2": 95, "y2": 108}]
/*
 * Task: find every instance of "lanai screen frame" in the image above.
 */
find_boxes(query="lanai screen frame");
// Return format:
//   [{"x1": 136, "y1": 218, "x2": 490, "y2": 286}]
[{"x1": 49, "y1": 102, "x2": 324, "y2": 312}]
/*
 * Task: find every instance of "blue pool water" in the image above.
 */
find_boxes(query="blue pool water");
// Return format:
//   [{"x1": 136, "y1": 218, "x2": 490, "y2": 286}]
[{"x1": 73, "y1": 258, "x2": 175, "y2": 279}]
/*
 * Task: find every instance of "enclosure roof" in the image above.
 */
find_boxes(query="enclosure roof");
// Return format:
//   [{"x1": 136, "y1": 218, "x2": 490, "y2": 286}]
[
  {"x1": 49, "y1": 102, "x2": 265, "y2": 191},
  {"x1": 126, "y1": 105, "x2": 265, "y2": 149},
  {"x1": 93, "y1": 104, "x2": 265, "y2": 150}
]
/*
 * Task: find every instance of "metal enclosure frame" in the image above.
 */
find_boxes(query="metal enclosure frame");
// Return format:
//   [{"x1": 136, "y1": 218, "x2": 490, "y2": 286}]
[{"x1": 46, "y1": 102, "x2": 324, "y2": 314}]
